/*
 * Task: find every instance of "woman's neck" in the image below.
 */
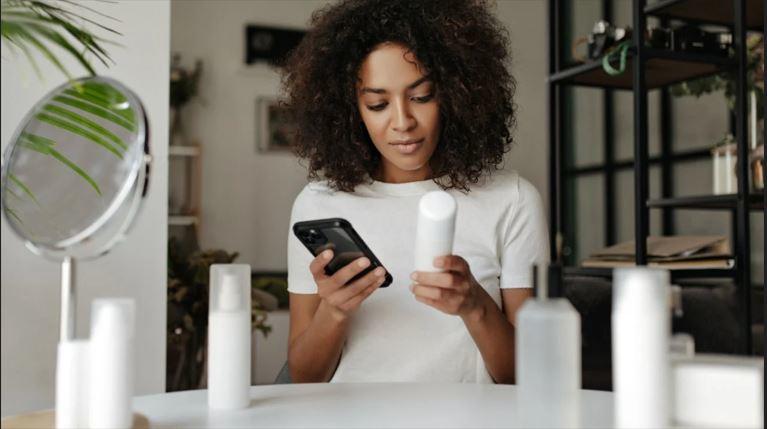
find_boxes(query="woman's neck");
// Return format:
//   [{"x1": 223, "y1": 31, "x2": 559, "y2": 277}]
[{"x1": 375, "y1": 164, "x2": 432, "y2": 184}]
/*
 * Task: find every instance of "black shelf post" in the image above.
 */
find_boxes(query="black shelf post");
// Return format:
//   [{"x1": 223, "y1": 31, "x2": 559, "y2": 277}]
[
  {"x1": 633, "y1": 0, "x2": 649, "y2": 265},
  {"x1": 603, "y1": 0, "x2": 617, "y2": 246},
  {"x1": 733, "y1": 0, "x2": 753, "y2": 354},
  {"x1": 548, "y1": 0, "x2": 561, "y2": 262}
]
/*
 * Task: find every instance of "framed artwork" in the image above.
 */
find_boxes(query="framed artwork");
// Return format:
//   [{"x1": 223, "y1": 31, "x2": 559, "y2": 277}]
[{"x1": 256, "y1": 96, "x2": 296, "y2": 153}]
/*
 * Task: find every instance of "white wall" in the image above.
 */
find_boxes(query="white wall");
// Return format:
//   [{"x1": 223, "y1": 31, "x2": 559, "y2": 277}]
[
  {"x1": 496, "y1": 1, "x2": 550, "y2": 211},
  {"x1": 171, "y1": 0, "x2": 550, "y2": 271},
  {"x1": 1, "y1": 0, "x2": 169, "y2": 416}
]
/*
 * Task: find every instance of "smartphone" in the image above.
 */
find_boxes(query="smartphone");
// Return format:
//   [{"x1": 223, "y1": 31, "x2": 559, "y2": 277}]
[{"x1": 293, "y1": 218, "x2": 392, "y2": 288}]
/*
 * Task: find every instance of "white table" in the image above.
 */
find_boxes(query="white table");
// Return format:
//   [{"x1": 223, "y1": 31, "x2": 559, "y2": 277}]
[{"x1": 133, "y1": 383, "x2": 614, "y2": 428}]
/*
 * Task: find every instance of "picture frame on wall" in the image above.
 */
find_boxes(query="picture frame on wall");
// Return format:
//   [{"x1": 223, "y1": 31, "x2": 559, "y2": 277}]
[{"x1": 256, "y1": 96, "x2": 296, "y2": 153}]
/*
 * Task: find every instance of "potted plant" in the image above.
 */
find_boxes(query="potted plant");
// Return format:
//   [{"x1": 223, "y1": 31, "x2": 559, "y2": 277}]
[
  {"x1": 671, "y1": 34, "x2": 764, "y2": 192},
  {"x1": 169, "y1": 53, "x2": 202, "y2": 146}
]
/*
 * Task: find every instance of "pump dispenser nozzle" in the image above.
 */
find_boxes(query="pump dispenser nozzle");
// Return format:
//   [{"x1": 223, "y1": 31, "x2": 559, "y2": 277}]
[{"x1": 218, "y1": 273, "x2": 242, "y2": 312}]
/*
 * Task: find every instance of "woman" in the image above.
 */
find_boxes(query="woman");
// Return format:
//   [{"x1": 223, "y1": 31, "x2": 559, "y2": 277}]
[{"x1": 282, "y1": 0, "x2": 548, "y2": 384}]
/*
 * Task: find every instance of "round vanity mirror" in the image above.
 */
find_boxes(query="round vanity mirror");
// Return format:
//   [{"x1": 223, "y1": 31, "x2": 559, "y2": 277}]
[{"x1": 0, "y1": 76, "x2": 151, "y2": 339}]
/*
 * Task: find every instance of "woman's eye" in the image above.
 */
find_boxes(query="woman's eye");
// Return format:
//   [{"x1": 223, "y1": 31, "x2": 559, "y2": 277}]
[
  {"x1": 367, "y1": 103, "x2": 388, "y2": 112},
  {"x1": 412, "y1": 93, "x2": 435, "y2": 103}
]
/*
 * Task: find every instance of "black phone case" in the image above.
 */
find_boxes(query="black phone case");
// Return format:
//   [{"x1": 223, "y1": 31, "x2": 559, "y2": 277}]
[{"x1": 293, "y1": 218, "x2": 393, "y2": 288}]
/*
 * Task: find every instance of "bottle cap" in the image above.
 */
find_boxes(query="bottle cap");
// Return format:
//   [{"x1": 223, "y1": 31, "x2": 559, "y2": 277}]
[
  {"x1": 418, "y1": 191, "x2": 456, "y2": 221},
  {"x1": 209, "y1": 264, "x2": 251, "y2": 313}
]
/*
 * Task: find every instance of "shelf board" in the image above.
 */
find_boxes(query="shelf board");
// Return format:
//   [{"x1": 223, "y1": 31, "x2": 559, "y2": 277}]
[
  {"x1": 169, "y1": 215, "x2": 198, "y2": 226},
  {"x1": 647, "y1": 193, "x2": 764, "y2": 210},
  {"x1": 645, "y1": 0, "x2": 764, "y2": 31},
  {"x1": 564, "y1": 266, "x2": 737, "y2": 281},
  {"x1": 550, "y1": 48, "x2": 732, "y2": 90},
  {"x1": 169, "y1": 145, "x2": 201, "y2": 157}
]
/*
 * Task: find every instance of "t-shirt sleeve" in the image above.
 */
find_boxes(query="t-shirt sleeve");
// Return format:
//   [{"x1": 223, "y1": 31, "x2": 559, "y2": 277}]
[
  {"x1": 287, "y1": 188, "x2": 319, "y2": 294},
  {"x1": 499, "y1": 177, "x2": 550, "y2": 289}
]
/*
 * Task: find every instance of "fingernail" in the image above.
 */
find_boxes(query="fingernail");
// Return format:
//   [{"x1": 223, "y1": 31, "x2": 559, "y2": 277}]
[
  {"x1": 409, "y1": 284, "x2": 415, "y2": 292},
  {"x1": 374, "y1": 267, "x2": 385, "y2": 276},
  {"x1": 358, "y1": 258, "x2": 370, "y2": 268},
  {"x1": 323, "y1": 250, "x2": 333, "y2": 260},
  {"x1": 434, "y1": 258, "x2": 444, "y2": 268},
  {"x1": 410, "y1": 272, "x2": 418, "y2": 281}
]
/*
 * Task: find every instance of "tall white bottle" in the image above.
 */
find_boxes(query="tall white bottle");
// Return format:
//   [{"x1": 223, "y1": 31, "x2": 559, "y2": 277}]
[
  {"x1": 414, "y1": 191, "x2": 456, "y2": 272},
  {"x1": 89, "y1": 299, "x2": 135, "y2": 429},
  {"x1": 612, "y1": 267, "x2": 671, "y2": 429},
  {"x1": 516, "y1": 264, "x2": 581, "y2": 428},
  {"x1": 208, "y1": 264, "x2": 251, "y2": 410}
]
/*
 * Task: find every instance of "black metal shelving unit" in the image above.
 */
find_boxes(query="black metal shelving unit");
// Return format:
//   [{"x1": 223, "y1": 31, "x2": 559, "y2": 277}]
[{"x1": 548, "y1": 0, "x2": 765, "y2": 355}]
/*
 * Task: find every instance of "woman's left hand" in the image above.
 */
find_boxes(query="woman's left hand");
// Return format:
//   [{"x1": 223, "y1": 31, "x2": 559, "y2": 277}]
[{"x1": 409, "y1": 255, "x2": 482, "y2": 317}]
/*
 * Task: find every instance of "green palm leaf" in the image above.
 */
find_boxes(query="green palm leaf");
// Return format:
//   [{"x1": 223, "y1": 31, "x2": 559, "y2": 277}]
[
  {"x1": 35, "y1": 111, "x2": 124, "y2": 159},
  {"x1": 1, "y1": 0, "x2": 120, "y2": 80},
  {"x1": 5, "y1": 206, "x2": 23, "y2": 224},
  {"x1": 63, "y1": 84, "x2": 136, "y2": 128},
  {"x1": 43, "y1": 103, "x2": 128, "y2": 150},
  {"x1": 2, "y1": 0, "x2": 124, "y2": 208},
  {"x1": 8, "y1": 173, "x2": 39, "y2": 206},
  {"x1": 53, "y1": 94, "x2": 136, "y2": 132},
  {"x1": 4, "y1": 20, "x2": 75, "y2": 80},
  {"x1": 19, "y1": 132, "x2": 102, "y2": 195}
]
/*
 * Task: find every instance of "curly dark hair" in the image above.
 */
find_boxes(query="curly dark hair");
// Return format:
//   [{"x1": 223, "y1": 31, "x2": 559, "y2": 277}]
[{"x1": 281, "y1": 0, "x2": 516, "y2": 192}]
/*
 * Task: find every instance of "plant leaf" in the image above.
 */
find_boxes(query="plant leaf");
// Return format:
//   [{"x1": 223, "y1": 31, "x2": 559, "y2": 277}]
[
  {"x1": 63, "y1": 86, "x2": 135, "y2": 128},
  {"x1": 8, "y1": 173, "x2": 39, "y2": 206},
  {"x1": 4, "y1": 20, "x2": 74, "y2": 80},
  {"x1": 35, "y1": 111, "x2": 123, "y2": 158},
  {"x1": 1, "y1": 0, "x2": 120, "y2": 82},
  {"x1": 5, "y1": 206, "x2": 24, "y2": 225},
  {"x1": 19, "y1": 132, "x2": 102, "y2": 195},
  {"x1": 42, "y1": 103, "x2": 128, "y2": 150},
  {"x1": 53, "y1": 94, "x2": 135, "y2": 132},
  {"x1": 28, "y1": 0, "x2": 121, "y2": 35},
  {"x1": 2, "y1": 31, "x2": 44, "y2": 81},
  {"x1": 24, "y1": 21, "x2": 96, "y2": 75}
]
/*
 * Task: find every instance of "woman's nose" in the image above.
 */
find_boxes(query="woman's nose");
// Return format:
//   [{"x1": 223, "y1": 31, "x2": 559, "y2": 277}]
[{"x1": 391, "y1": 99, "x2": 416, "y2": 132}]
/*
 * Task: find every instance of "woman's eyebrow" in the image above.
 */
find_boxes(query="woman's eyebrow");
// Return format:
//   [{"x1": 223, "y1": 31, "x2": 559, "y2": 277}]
[{"x1": 359, "y1": 76, "x2": 431, "y2": 94}]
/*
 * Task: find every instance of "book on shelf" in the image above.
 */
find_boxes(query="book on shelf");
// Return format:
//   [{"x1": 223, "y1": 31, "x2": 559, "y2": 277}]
[{"x1": 582, "y1": 236, "x2": 734, "y2": 270}]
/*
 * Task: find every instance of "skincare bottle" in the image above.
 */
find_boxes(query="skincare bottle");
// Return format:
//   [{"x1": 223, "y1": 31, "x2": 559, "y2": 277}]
[
  {"x1": 612, "y1": 267, "x2": 671, "y2": 428},
  {"x1": 89, "y1": 299, "x2": 135, "y2": 429},
  {"x1": 414, "y1": 191, "x2": 456, "y2": 272},
  {"x1": 208, "y1": 264, "x2": 251, "y2": 410},
  {"x1": 56, "y1": 339, "x2": 90, "y2": 429},
  {"x1": 516, "y1": 264, "x2": 581, "y2": 428}
]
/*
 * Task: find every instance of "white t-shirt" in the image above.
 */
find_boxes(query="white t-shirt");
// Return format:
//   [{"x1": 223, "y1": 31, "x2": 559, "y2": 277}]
[{"x1": 287, "y1": 170, "x2": 549, "y2": 383}]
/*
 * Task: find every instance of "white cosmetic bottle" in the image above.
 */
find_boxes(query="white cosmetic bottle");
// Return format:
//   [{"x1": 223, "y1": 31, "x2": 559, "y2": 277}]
[
  {"x1": 88, "y1": 299, "x2": 135, "y2": 429},
  {"x1": 208, "y1": 264, "x2": 251, "y2": 410},
  {"x1": 516, "y1": 264, "x2": 581, "y2": 428},
  {"x1": 414, "y1": 190, "x2": 456, "y2": 272},
  {"x1": 612, "y1": 267, "x2": 671, "y2": 429},
  {"x1": 56, "y1": 339, "x2": 90, "y2": 429}
]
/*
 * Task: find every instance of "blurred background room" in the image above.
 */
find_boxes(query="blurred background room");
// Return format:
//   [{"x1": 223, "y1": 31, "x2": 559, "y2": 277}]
[{"x1": 1, "y1": 0, "x2": 763, "y2": 423}]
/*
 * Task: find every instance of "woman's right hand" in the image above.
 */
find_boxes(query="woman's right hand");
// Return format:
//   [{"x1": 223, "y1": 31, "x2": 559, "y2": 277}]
[{"x1": 309, "y1": 249, "x2": 386, "y2": 321}]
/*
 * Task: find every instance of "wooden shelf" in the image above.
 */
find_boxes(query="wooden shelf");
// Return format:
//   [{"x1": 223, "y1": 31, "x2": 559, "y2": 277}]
[
  {"x1": 648, "y1": 193, "x2": 764, "y2": 210},
  {"x1": 645, "y1": 0, "x2": 764, "y2": 31},
  {"x1": 550, "y1": 48, "x2": 733, "y2": 90},
  {"x1": 564, "y1": 266, "x2": 737, "y2": 281},
  {"x1": 169, "y1": 215, "x2": 198, "y2": 226},
  {"x1": 169, "y1": 145, "x2": 201, "y2": 157}
]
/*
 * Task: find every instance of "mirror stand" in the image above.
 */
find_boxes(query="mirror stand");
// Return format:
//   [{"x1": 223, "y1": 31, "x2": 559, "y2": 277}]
[{"x1": 60, "y1": 257, "x2": 76, "y2": 341}]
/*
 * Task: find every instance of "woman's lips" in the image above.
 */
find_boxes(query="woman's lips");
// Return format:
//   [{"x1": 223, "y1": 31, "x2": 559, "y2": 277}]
[{"x1": 391, "y1": 138, "x2": 424, "y2": 155}]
